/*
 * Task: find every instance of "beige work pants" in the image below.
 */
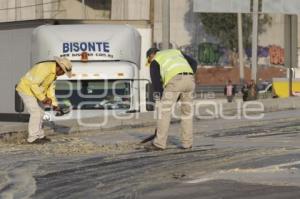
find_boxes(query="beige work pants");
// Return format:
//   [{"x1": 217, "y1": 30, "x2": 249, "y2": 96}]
[
  {"x1": 18, "y1": 92, "x2": 45, "y2": 142},
  {"x1": 153, "y1": 74, "x2": 195, "y2": 149}
]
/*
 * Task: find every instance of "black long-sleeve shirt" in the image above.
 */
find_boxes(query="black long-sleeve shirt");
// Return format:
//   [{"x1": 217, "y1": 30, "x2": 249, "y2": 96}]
[{"x1": 150, "y1": 52, "x2": 197, "y2": 96}]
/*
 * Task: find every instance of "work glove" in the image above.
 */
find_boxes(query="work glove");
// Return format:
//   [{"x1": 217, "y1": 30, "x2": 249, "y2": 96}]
[
  {"x1": 153, "y1": 92, "x2": 162, "y2": 101},
  {"x1": 41, "y1": 97, "x2": 52, "y2": 106},
  {"x1": 54, "y1": 106, "x2": 70, "y2": 117},
  {"x1": 53, "y1": 106, "x2": 61, "y2": 112},
  {"x1": 54, "y1": 107, "x2": 65, "y2": 117}
]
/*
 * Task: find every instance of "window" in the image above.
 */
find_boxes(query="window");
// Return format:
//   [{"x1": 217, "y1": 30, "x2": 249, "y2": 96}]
[{"x1": 55, "y1": 79, "x2": 131, "y2": 110}]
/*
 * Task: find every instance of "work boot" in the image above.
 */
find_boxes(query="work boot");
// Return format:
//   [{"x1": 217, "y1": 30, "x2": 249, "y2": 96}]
[
  {"x1": 38, "y1": 137, "x2": 51, "y2": 143},
  {"x1": 144, "y1": 143, "x2": 164, "y2": 151},
  {"x1": 29, "y1": 137, "x2": 51, "y2": 144},
  {"x1": 180, "y1": 146, "x2": 192, "y2": 150}
]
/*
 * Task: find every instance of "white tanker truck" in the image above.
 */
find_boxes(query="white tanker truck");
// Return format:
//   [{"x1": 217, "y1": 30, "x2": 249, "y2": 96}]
[{"x1": 29, "y1": 24, "x2": 153, "y2": 121}]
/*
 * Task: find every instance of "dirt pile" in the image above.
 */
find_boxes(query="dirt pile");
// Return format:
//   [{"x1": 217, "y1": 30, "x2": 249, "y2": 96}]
[{"x1": 0, "y1": 132, "x2": 139, "y2": 156}]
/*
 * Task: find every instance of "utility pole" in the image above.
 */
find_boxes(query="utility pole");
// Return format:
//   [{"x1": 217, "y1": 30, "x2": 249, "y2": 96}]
[
  {"x1": 36, "y1": 0, "x2": 43, "y2": 19},
  {"x1": 162, "y1": 0, "x2": 170, "y2": 50},
  {"x1": 81, "y1": 0, "x2": 86, "y2": 19},
  {"x1": 251, "y1": 0, "x2": 259, "y2": 82},
  {"x1": 284, "y1": 15, "x2": 298, "y2": 96},
  {"x1": 291, "y1": 15, "x2": 298, "y2": 91},
  {"x1": 150, "y1": 0, "x2": 155, "y2": 44},
  {"x1": 238, "y1": 13, "x2": 244, "y2": 84},
  {"x1": 15, "y1": 0, "x2": 21, "y2": 21}
]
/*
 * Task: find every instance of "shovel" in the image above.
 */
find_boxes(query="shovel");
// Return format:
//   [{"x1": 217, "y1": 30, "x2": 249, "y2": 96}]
[
  {"x1": 140, "y1": 94, "x2": 181, "y2": 144},
  {"x1": 55, "y1": 107, "x2": 70, "y2": 117}
]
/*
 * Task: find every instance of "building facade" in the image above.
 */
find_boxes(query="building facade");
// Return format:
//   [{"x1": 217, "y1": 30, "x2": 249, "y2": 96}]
[{"x1": 0, "y1": 0, "x2": 298, "y2": 67}]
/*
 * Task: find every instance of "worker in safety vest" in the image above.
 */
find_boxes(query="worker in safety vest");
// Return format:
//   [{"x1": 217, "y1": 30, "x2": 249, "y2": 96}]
[
  {"x1": 16, "y1": 57, "x2": 72, "y2": 144},
  {"x1": 146, "y1": 48, "x2": 197, "y2": 150}
]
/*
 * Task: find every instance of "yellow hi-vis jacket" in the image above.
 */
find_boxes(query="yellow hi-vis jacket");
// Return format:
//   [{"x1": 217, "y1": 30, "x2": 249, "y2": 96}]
[
  {"x1": 16, "y1": 62, "x2": 58, "y2": 106},
  {"x1": 154, "y1": 49, "x2": 193, "y2": 87}
]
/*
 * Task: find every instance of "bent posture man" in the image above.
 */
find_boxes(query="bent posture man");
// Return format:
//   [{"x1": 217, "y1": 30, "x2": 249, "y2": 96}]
[
  {"x1": 16, "y1": 57, "x2": 72, "y2": 144},
  {"x1": 146, "y1": 48, "x2": 197, "y2": 150}
]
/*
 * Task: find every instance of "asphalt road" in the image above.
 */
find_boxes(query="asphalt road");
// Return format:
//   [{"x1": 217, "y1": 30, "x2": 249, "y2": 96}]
[{"x1": 1, "y1": 110, "x2": 300, "y2": 199}]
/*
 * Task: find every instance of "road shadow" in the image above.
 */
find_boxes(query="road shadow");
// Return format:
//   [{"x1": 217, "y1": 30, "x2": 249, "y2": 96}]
[{"x1": 43, "y1": 121, "x2": 71, "y2": 134}]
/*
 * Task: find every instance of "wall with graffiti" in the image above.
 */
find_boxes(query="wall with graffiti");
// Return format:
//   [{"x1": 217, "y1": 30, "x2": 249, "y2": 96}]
[
  {"x1": 268, "y1": 45, "x2": 285, "y2": 65},
  {"x1": 245, "y1": 45, "x2": 284, "y2": 66},
  {"x1": 180, "y1": 43, "x2": 285, "y2": 67}
]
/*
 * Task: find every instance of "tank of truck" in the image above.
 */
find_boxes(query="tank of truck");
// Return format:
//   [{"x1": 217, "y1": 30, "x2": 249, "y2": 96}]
[
  {"x1": 31, "y1": 24, "x2": 141, "y2": 66},
  {"x1": 30, "y1": 24, "x2": 146, "y2": 120}
]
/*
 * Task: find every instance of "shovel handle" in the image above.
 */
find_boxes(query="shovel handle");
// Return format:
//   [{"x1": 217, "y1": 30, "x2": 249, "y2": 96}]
[{"x1": 140, "y1": 129, "x2": 157, "y2": 144}]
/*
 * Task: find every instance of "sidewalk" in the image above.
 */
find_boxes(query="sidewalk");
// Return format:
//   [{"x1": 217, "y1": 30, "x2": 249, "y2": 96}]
[{"x1": 1, "y1": 97, "x2": 300, "y2": 140}]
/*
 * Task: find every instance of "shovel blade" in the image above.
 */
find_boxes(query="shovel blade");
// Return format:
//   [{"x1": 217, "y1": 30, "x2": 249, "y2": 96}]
[{"x1": 140, "y1": 129, "x2": 157, "y2": 144}]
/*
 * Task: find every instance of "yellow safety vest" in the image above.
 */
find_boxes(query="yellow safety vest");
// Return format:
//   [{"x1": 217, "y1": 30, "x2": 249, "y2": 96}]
[
  {"x1": 154, "y1": 49, "x2": 193, "y2": 86},
  {"x1": 16, "y1": 62, "x2": 58, "y2": 106}
]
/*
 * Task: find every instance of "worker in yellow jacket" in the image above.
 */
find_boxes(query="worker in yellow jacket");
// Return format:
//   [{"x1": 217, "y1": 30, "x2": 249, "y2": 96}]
[{"x1": 16, "y1": 57, "x2": 72, "y2": 144}]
